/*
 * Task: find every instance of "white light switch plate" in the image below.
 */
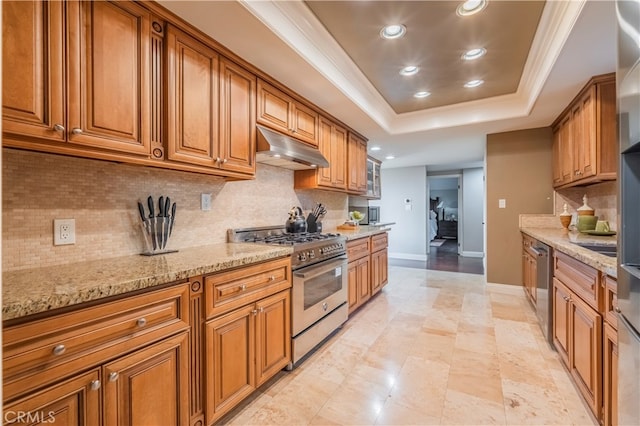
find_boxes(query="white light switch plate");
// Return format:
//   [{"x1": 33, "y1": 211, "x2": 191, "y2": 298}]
[
  {"x1": 498, "y1": 199, "x2": 506, "y2": 209},
  {"x1": 201, "y1": 193, "x2": 212, "y2": 211}
]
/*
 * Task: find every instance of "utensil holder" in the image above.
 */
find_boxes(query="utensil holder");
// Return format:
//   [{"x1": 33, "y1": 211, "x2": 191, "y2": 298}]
[{"x1": 141, "y1": 217, "x2": 178, "y2": 256}]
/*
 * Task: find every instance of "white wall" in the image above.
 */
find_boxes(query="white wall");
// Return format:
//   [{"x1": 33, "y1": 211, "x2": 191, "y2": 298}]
[
  {"x1": 372, "y1": 166, "x2": 427, "y2": 261},
  {"x1": 461, "y1": 168, "x2": 484, "y2": 256}
]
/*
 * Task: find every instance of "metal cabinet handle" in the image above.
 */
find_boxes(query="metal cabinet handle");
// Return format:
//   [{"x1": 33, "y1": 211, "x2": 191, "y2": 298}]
[
  {"x1": 90, "y1": 380, "x2": 101, "y2": 391},
  {"x1": 52, "y1": 344, "x2": 66, "y2": 356},
  {"x1": 137, "y1": 317, "x2": 147, "y2": 327},
  {"x1": 71, "y1": 128, "x2": 83, "y2": 135},
  {"x1": 109, "y1": 372, "x2": 119, "y2": 382},
  {"x1": 53, "y1": 124, "x2": 65, "y2": 132}
]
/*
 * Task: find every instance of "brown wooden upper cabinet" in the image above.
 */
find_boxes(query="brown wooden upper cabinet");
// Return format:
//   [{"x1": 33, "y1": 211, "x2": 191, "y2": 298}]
[
  {"x1": 3, "y1": 0, "x2": 152, "y2": 156},
  {"x1": 552, "y1": 73, "x2": 616, "y2": 189},
  {"x1": 165, "y1": 24, "x2": 256, "y2": 175},
  {"x1": 294, "y1": 116, "x2": 348, "y2": 191},
  {"x1": 257, "y1": 79, "x2": 319, "y2": 147},
  {"x1": 347, "y1": 133, "x2": 368, "y2": 194}
]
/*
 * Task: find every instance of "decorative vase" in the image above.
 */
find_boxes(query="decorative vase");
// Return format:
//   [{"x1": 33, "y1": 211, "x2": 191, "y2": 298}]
[{"x1": 559, "y1": 204, "x2": 572, "y2": 229}]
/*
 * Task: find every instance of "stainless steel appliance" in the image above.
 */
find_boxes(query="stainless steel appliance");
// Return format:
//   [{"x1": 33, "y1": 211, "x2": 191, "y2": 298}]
[
  {"x1": 616, "y1": 2, "x2": 640, "y2": 423},
  {"x1": 348, "y1": 205, "x2": 380, "y2": 225},
  {"x1": 228, "y1": 226, "x2": 348, "y2": 367},
  {"x1": 532, "y1": 240, "x2": 553, "y2": 346}
]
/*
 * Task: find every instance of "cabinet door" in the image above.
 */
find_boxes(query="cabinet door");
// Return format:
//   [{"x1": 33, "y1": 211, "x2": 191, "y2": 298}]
[
  {"x1": 552, "y1": 127, "x2": 562, "y2": 186},
  {"x1": 371, "y1": 249, "x2": 388, "y2": 296},
  {"x1": 603, "y1": 322, "x2": 618, "y2": 426},
  {"x1": 331, "y1": 123, "x2": 348, "y2": 189},
  {"x1": 347, "y1": 133, "x2": 367, "y2": 193},
  {"x1": 257, "y1": 80, "x2": 292, "y2": 134},
  {"x1": 206, "y1": 305, "x2": 255, "y2": 425},
  {"x1": 572, "y1": 87, "x2": 597, "y2": 180},
  {"x1": 219, "y1": 58, "x2": 256, "y2": 175},
  {"x1": 3, "y1": 369, "x2": 101, "y2": 425},
  {"x1": 2, "y1": 0, "x2": 65, "y2": 142},
  {"x1": 103, "y1": 332, "x2": 190, "y2": 426},
  {"x1": 553, "y1": 278, "x2": 571, "y2": 366},
  {"x1": 357, "y1": 257, "x2": 371, "y2": 305},
  {"x1": 569, "y1": 292, "x2": 602, "y2": 418},
  {"x1": 559, "y1": 114, "x2": 573, "y2": 185},
  {"x1": 166, "y1": 24, "x2": 220, "y2": 167},
  {"x1": 347, "y1": 261, "x2": 359, "y2": 314},
  {"x1": 255, "y1": 290, "x2": 291, "y2": 386},
  {"x1": 317, "y1": 118, "x2": 334, "y2": 187},
  {"x1": 379, "y1": 247, "x2": 388, "y2": 288},
  {"x1": 291, "y1": 102, "x2": 319, "y2": 147},
  {"x1": 67, "y1": 0, "x2": 151, "y2": 155}
]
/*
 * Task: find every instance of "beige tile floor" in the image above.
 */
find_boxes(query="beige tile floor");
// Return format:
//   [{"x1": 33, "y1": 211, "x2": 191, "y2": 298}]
[{"x1": 219, "y1": 266, "x2": 598, "y2": 426}]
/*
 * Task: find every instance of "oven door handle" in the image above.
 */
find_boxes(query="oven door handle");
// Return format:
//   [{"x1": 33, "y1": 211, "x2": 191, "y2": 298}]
[{"x1": 293, "y1": 256, "x2": 348, "y2": 279}]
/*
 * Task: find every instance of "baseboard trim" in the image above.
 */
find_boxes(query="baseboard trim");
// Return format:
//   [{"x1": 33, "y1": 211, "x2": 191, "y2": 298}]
[
  {"x1": 388, "y1": 252, "x2": 428, "y2": 261},
  {"x1": 461, "y1": 251, "x2": 484, "y2": 258}
]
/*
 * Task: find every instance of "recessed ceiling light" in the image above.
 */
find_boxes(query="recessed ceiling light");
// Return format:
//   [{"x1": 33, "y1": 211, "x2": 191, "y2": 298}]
[
  {"x1": 380, "y1": 24, "x2": 406, "y2": 39},
  {"x1": 457, "y1": 0, "x2": 488, "y2": 16},
  {"x1": 385, "y1": 155, "x2": 395, "y2": 160},
  {"x1": 400, "y1": 66, "x2": 419, "y2": 76},
  {"x1": 370, "y1": 146, "x2": 382, "y2": 151},
  {"x1": 462, "y1": 47, "x2": 487, "y2": 61},
  {"x1": 464, "y1": 79, "x2": 484, "y2": 88},
  {"x1": 414, "y1": 91, "x2": 431, "y2": 98}
]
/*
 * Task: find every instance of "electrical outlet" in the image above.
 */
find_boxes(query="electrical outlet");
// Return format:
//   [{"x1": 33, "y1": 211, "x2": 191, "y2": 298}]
[
  {"x1": 54, "y1": 219, "x2": 76, "y2": 245},
  {"x1": 201, "y1": 193, "x2": 212, "y2": 211}
]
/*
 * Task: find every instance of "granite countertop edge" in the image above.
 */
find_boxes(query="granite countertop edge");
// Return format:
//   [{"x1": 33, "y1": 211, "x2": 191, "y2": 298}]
[
  {"x1": 332, "y1": 223, "x2": 394, "y2": 241},
  {"x1": 520, "y1": 227, "x2": 617, "y2": 278},
  {"x1": 3, "y1": 243, "x2": 293, "y2": 322}
]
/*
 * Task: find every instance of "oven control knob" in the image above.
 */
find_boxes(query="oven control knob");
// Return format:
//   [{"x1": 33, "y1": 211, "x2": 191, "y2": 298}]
[
  {"x1": 309, "y1": 251, "x2": 315, "y2": 258},
  {"x1": 298, "y1": 253, "x2": 307, "y2": 262}
]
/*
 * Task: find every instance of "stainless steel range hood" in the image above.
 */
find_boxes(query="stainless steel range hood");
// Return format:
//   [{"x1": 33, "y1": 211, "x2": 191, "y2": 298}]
[{"x1": 256, "y1": 125, "x2": 329, "y2": 170}]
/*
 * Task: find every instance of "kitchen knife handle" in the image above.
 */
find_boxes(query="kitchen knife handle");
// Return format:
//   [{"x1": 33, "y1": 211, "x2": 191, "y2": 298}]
[
  {"x1": 164, "y1": 197, "x2": 171, "y2": 217},
  {"x1": 137, "y1": 202, "x2": 147, "y2": 222},
  {"x1": 171, "y1": 202, "x2": 177, "y2": 219},
  {"x1": 158, "y1": 196, "x2": 164, "y2": 216},
  {"x1": 147, "y1": 196, "x2": 155, "y2": 218}
]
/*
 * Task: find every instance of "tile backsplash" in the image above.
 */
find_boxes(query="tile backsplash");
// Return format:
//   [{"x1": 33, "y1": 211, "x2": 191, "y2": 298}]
[
  {"x1": 3, "y1": 149, "x2": 348, "y2": 271},
  {"x1": 554, "y1": 181, "x2": 617, "y2": 230}
]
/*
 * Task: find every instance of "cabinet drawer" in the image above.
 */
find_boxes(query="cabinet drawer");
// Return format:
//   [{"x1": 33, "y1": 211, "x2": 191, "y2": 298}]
[
  {"x1": 554, "y1": 251, "x2": 602, "y2": 312},
  {"x1": 604, "y1": 275, "x2": 618, "y2": 330},
  {"x1": 204, "y1": 257, "x2": 291, "y2": 319},
  {"x1": 371, "y1": 232, "x2": 388, "y2": 252},
  {"x1": 347, "y1": 237, "x2": 370, "y2": 261},
  {"x1": 3, "y1": 283, "x2": 190, "y2": 400}
]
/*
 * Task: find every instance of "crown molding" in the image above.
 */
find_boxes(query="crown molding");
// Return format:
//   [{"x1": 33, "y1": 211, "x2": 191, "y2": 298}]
[{"x1": 240, "y1": 0, "x2": 586, "y2": 135}]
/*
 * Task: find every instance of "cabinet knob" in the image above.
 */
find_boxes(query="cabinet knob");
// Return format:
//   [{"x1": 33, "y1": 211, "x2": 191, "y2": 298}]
[
  {"x1": 90, "y1": 380, "x2": 101, "y2": 391},
  {"x1": 268, "y1": 275, "x2": 275, "y2": 281},
  {"x1": 562, "y1": 295, "x2": 570, "y2": 302},
  {"x1": 251, "y1": 309, "x2": 258, "y2": 315},
  {"x1": 240, "y1": 284, "x2": 247, "y2": 291},
  {"x1": 322, "y1": 302, "x2": 328, "y2": 311},
  {"x1": 109, "y1": 372, "x2": 119, "y2": 382},
  {"x1": 259, "y1": 307, "x2": 264, "y2": 313},
  {"x1": 136, "y1": 317, "x2": 147, "y2": 327},
  {"x1": 52, "y1": 344, "x2": 66, "y2": 356},
  {"x1": 222, "y1": 158, "x2": 228, "y2": 164},
  {"x1": 71, "y1": 128, "x2": 83, "y2": 135},
  {"x1": 215, "y1": 157, "x2": 221, "y2": 164},
  {"x1": 614, "y1": 305, "x2": 622, "y2": 313},
  {"x1": 53, "y1": 124, "x2": 65, "y2": 132}
]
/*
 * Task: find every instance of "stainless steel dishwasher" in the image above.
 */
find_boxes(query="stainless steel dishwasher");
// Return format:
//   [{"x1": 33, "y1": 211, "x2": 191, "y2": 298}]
[{"x1": 530, "y1": 240, "x2": 553, "y2": 346}]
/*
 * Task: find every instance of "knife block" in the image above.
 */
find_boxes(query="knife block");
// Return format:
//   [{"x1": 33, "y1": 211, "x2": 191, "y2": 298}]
[{"x1": 140, "y1": 217, "x2": 178, "y2": 256}]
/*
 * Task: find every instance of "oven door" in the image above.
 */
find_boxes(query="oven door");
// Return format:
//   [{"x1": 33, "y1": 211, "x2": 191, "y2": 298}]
[{"x1": 291, "y1": 256, "x2": 348, "y2": 337}]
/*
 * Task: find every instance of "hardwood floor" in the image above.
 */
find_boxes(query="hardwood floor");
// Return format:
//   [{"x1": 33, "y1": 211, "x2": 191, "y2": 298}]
[
  {"x1": 389, "y1": 239, "x2": 485, "y2": 275},
  {"x1": 218, "y1": 266, "x2": 596, "y2": 425}
]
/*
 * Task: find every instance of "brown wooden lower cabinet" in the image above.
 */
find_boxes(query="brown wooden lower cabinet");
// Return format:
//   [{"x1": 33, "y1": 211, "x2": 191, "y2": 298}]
[
  {"x1": 551, "y1": 252, "x2": 617, "y2": 424},
  {"x1": 3, "y1": 369, "x2": 101, "y2": 425},
  {"x1": 347, "y1": 232, "x2": 389, "y2": 314},
  {"x1": 603, "y1": 322, "x2": 618, "y2": 426}
]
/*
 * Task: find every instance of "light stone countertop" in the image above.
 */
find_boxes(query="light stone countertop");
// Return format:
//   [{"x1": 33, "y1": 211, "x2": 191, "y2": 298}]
[
  {"x1": 3, "y1": 243, "x2": 292, "y2": 322},
  {"x1": 520, "y1": 227, "x2": 617, "y2": 278},
  {"x1": 331, "y1": 223, "x2": 394, "y2": 241}
]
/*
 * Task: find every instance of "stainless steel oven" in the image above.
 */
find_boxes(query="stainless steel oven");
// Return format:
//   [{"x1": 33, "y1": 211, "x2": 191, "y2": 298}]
[{"x1": 291, "y1": 255, "x2": 348, "y2": 364}]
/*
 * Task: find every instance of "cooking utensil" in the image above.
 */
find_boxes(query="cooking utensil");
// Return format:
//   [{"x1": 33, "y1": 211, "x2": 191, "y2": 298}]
[{"x1": 169, "y1": 202, "x2": 177, "y2": 237}]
